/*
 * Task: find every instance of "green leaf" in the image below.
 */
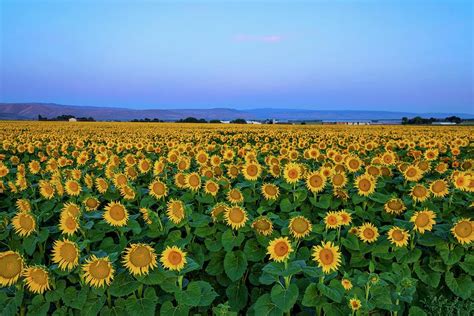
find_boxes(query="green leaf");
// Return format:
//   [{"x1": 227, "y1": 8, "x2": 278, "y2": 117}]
[
  {"x1": 244, "y1": 239, "x2": 266, "y2": 262},
  {"x1": 444, "y1": 271, "x2": 472, "y2": 300},
  {"x1": 226, "y1": 282, "x2": 248, "y2": 311},
  {"x1": 270, "y1": 284, "x2": 299, "y2": 312},
  {"x1": 221, "y1": 229, "x2": 244, "y2": 252},
  {"x1": 23, "y1": 235, "x2": 37, "y2": 256},
  {"x1": 317, "y1": 282, "x2": 342, "y2": 303},
  {"x1": 125, "y1": 295, "x2": 156, "y2": 316},
  {"x1": 109, "y1": 273, "x2": 141, "y2": 297},
  {"x1": 315, "y1": 195, "x2": 331, "y2": 209},
  {"x1": 160, "y1": 301, "x2": 190, "y2": 316},
  {"x1": 341, "y1": 234, "x2": 360, "y2": 251},
  {"x1": 63, "y1": 286, "x2": 88, "y2": 309},
  {"x1": 224, "y1": 250, "x2": 248, "y2": 281},
  {"x1": 437, "y1": 244, "x2": 464, "y2": 265},
  {"x1": 176, "y1": 281, "x2": 218, "y2": 307},
  {"x1": 409, "y1": 306, "x2": 427, "y2": 316},
  {"x1": 302, "y1": 284, "x2": 323, "y2": 307},
  {"x1": 459, "y1": 254, "x2": 474, "y2": 276},
  {"x1": 280, "y1": 198, "x2": 292, "y2": 212},
  {"x1": 414, "y1": 264, "x2": 440, "y2": 288},
  {"x1": 253, "y1": 294, "x2": 284, "y2": 316},
  {"x1": 80, "y1": 295, "x2": 106, "y2": 316}
]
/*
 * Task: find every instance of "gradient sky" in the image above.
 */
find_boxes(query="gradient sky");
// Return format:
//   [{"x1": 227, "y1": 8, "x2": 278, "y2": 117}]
[{"x1": 1, "y1": 0, "x2": 473, "y2": 113}]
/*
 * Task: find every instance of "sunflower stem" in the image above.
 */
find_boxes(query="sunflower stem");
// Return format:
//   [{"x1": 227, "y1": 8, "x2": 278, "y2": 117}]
[
  {"x1": 137, "y1": 284, "x2": 143, "y2": 298},
  {"x1": 107, "y1": 289, "x2": 112, "y2": 307},
  {"x1": 365, "y1": 284, "x2": 371, "y2": 301},
  {"x1": 177, "y1": 275, "x2": 184, "y2": 290}
]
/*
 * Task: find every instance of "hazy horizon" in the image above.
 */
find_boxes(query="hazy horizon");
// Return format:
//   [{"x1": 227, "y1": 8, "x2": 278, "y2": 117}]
[{"x1": 1, "y1": 0, "x2": 473, "y2": 113}]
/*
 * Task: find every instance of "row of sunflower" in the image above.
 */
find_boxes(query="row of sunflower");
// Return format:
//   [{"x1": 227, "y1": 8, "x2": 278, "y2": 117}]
[{"x1": 0, "y1": 121, "x2": 473, "y2": 316}]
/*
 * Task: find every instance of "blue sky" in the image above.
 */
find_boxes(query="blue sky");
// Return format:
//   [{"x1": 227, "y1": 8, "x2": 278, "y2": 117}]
[{"x1": 1, "y1": 0, "x2": 473, "y2": 113}]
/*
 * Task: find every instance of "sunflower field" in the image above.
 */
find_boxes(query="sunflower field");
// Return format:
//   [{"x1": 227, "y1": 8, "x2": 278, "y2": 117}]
[{"x1": 0, "y1": 121, "x2": 473, "y2": 316}]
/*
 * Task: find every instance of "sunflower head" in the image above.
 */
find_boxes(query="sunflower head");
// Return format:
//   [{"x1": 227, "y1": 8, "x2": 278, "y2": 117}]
[
  {"x1": 22, "y1": 266, "x2": 51, "y2": 294},
  {"x1": 252, "y1": 217, "x2": 273, "y2": 236},
  {"x1": 103, "y1": 201, "x2": 129, "y2": 227},
  {"x1": 12, "y1": 211, "x2": 36, "y2": 237},
  {"x1": 224, "y1": 206, "x2": 248, "y2": 230},
  {"x1": 227, "y1": 188, "x2": 244, "y2": 204},
  {"x1": 261, "y1": 183, "x2": 280, "y2": 200},
  {"x1": 185, "y1": 172, "x2": 201, "y2": 191},
  {"x1": 284, "y1": 163, "x2": 302, "y2": 184},
  {"x1": 430, "y1": 179, "x2": 449, "y2": 198},
  {"x1": 267, "y1": 237, "x2": 293, "y2": 262},
  {"x1": 387, "y1": 227, "x2": 409, "y2": 247},
  {"x1": 410, "y1": 184, "x2": 430, "y2": 203},
  {"x1": 149, "y1": 180, "x2": 168, "y2": 199},
  {"x1": 306, "y1": 171, "x2": 326, "y2": 193},
  {"x1": 312, "y1": 241, "x2": 342, "y2": 274},
  {"x1": 337, "y1": 210, "x2": 352, "y2": 226},
  {"x1": 83, "y1": 197, "x2": 100, "y2": 211},
  {"x1": 59, "y1": 212, "x2": 79, "y2": 236},
  {"x1": 355, "y1": 174, "x2": 376, "y2": 197},
  {"x1": 51, "y1": 239, "x2": 80, "y2": 270},
  {"x1": 242, "y1": 162, "x2": 262, "y2": 181},
  {"x1": 0, "y1": 251, "x2": 24, "y2": 286},
  {"x1": 210, "y1": 203, "x2": 228, "y2": 222},
  {"x1": 324, "y1": 211, "x2": 341, "y2": 229},
  {"x1": 451, "y1": 218, "x2": 473, "y2": 244},
  {"x1": 358, "y1": 222, "x2": 379, "y2": 243},
  {"x1": 166, "y1": 199, "x2": 186, "y2": 224},
  {"x1": 349, "y1": 298, "x2": 362, "y2": 311},
  {"x1": 122, "y1": 243, "x2": 158, "y2": 276},
  {"x1": 82, "y1": 255, "x2": 114, "y2": 288},
  {"x1": 160, "y1": 246, "x2": 187, "y2": 271},
  {"x1": 410, "y1": 209, "x2": 436, "y2": 234},
  {"x1": 384, "y1": 198, "x2": 406, "y2": 215},
  {"x1": 341, "y1": 278, "x2": 353, "y2": 290},
  {"x1": 289, "y1": 216, "x2": 312, "y2": 239}
]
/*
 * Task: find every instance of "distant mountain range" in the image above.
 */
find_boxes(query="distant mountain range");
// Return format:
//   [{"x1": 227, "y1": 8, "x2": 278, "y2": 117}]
[{"x1": 0, "y1": 102, "x2": 473, "y2": 121}]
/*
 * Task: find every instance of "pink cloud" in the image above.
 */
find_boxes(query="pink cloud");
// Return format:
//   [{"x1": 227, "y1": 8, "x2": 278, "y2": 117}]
[{"x1": 234, "y1": 34, "x2": 283, "y2": 43}]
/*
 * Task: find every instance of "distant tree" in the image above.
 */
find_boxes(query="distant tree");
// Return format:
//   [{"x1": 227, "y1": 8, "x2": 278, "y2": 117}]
[
  {"x1": 209, "y1": 119, "x2": 221, "y2": 123},
  {"x1": 230, "y1": 118, "x2": 247, "y2": 124},
  {"x1": 38, "y1": 115, "x2": 47, "y2": 121},
  {"x1": 445, "y1": 116, "x2": 462, "y2": 124},
  {"x1": 301, "y1": 121, "x2": 306, "y2": 125},
  {"x1": 401, "y1": 117, "x2": 408, "y2": 125}
]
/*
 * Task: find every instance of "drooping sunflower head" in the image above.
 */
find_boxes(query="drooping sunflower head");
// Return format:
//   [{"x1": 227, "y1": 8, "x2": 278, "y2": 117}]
[
  {"x1": 22, "y1": 266, "x2": 51, "y2": 294},
  {"x1": 429, "y1": 179, "x2": 449, "y2": 198},
  {"x1": 355, "y1": 174, "x2": 376, "y2": 197},
  {"x1": 166, "y1": 199, "x2": 186, "y2": 224},
  {"x1": 51, "y1": 239, "x2": 79, "y2": 270},
  {"x1": 15, "y1": 198, "x2": 31, "y2": 213},
  {"x1": 252, "y1": 217, "x2": 273, "y2": 236},
  {"x1": 103, "y1": 201, "x2": 129, "y2": 227},
  {"x1": 289, "y1": 216, "x2": 312, "y2": 239},
  {"x1": 62, "y1": 202, "x2": 81, "y2": 218},
  {"x1": 267, "y1": 237, "x2": 293, "y2": 262},
  {"x1": 59, "y1": 212, "x2": 79, "y2": 236},
  {"x1": 160, "y1": 246, "x2": 187, "y2": 271},
  {"x1": 283, "y1": 163, "x2": 302, "y2": 184},
  {"x1": 39, "y1": 180, "x2": 55, "y2": 199},
  {"x1": 122, "y1": 243, "x2": 158, "y2": 276},
  {"x1": 358, "y1": 222, "x2": 379, "y2": 243},
  {"x1": 324, "y1": 211, "x2": 341, "y2": 229},
  {"x1": 12, "y1": 211, "x2": 36, "y2": 237},
  {"x1": 139, "y1": 208, "x2": 153, "y2": 225},
  {"x1": 82, "y1": 255, "x2": 114, "y2": 288},
  {"x1": 95, "y1": 178, "x2": 109, "y2": 193},
  {"x1": 149, "y1": 180, "x2": 168, "y2": 199},
  {"x1": 210, "y1": 203, "x2": 228, "y2": 222},
  {"x1": 451, "y1": 218, "x2": 473, "y2": 244},
  {"x1": 312, "y1": 241, "x2": 342, "y2": 274},
  {"x1": 387, "y1": 227, "x2": 409, "y2": 247},
  {"x1": 0, "y1": 251, "x2": 24, "y2": 286},
  {"x1": 410, "y1": 209, "x2": 436, "y2": 234},
  {"x1": 306, "y1": 171, "x2": 327, "y2": 193},
  {"x1": 261, "y1": 183, "x2": 280, "y2": 200},
  {"x1": 337, "y1": 210, "x2": 352, "y2": 226},
  {"x1": 224, "y1": 206, "x2": 248, "y2": 230},
  {"x1": 384, "y1": 198, "x2": 406, "y2": 215},
  {"x1": 410, "y1": 184, "x2": 430, "y2": 203}
]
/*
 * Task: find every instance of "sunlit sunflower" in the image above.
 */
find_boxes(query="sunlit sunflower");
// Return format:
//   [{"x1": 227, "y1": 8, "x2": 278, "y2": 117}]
[
  {"x1": 337, "y1": 210, "x2": 352, "y2": 226},
  {"x1": 224, "y1": 206, "x2": 248, "y2": 230},
  {"x1": 65, "y1": 180, "x2": 81, "y2": 196},
  {"x1": 384, "y1": 198, "x2": 406, "y2": 215},
  {"x1": 16, "y1": 199, "x2": 31, "y2": 213},
  {"x1": 95, "y1": 177, "x2": 109, "y2": 193},
  {"x1": 410, "y1": 209, "x2": 436, "y2": 234},
  {"x1": 149, "y1": 180, "x2": 168, "y2": 199},
  {"x1": 355, "y1": 174, "x2": 376, "y2": 196},
  {"x1": 204, "y1": 180, "x2": 219, "y2": 196},
  {"x1": 261, "y1": 183, "x2": 280, "y2": 200},
  {"x1": 51, "y1": 239, "x2": 80, "y2": 270},
  {"x1": 289, "y1": 216, "x2": 312, "y2": 238},
  {"x1": 113, "y1": 173, "x2": 128, "y2": 188},
  {"x1": 122, "y1": 243, "x2": 158, "y2": 276},
  {"x1": 242, "y1": 162, "x2": 262, "y2": 181},
  {"x1": 166, "y1": 199, "x2": 186, "y2": 224},
  {"x1": 403, "y1": 165, "x2": 423, "y2": 182},
  {"x1": 358, "y1": 223, "x2": 379, "y2": 243},
  {"x1": 324, "y1": 211, "x2": 341, "y2": 229},
  {"x1": 227, "y1": 188, "x2": 244, "y2": 204},
  {"x1": 283, "y1": 163, "x2": 302, "y2": 184},
  {"x1": 410, "y1": 184, "x2": 430, "y2": 203},
  {"x1": 346, "y1": 156, "x2": 362, "y2": 172},
  {"x1": 62, "y1": 202, "x2": 81, "y2": 217},
  {"x1": 341, "y1": 278, "x2": 353, "y2": 290},
  {"x1": 306, "y1": 171, "x2": 326, "y2": 193},
  {"x1": 252, "y1": 217, "x2": 273, "y2": 236},
  {"x1": 0, "y1": 251, "x2": 24, "y2": 286},
  {"x1": 103, "y1": 201, "x2": 129, "y2": 227},
  {"x1": 331, "y1": 172, "x2": 347, "y2": 188},
  {"x1": 312, "y1": 241, "x2": 342, "y2": 274},
  {"x1": 451, "y1": 218, "x2": 473, "y2": 244},
  {"x1": 349, "y1": 298, "x2": 362, "y2": 311},
  {"x1": 452, "y1": 172, "x2": 470, "y2": 191},
  {"x1": 39, "y1": 180, "x2": 55, "y2": 199},
  {"x1": 387, "y1": 227, "x2": 409, "y2": 247},
  {"x1": 22, "y1": 266, "x2": 51, "y2": 294},
  {"x1": 267, "y1": 237, "x2": 293, "y2": 262},
  {"x1": 429, "y1": 179, "x2": 449, "y2": 198},
  {"x1": 160, "y1": 246, "x2": 187, "y2": 271},
  {"x1": 12, "y1": 211, "x2": 36, "y2": 237},
  {"x1": 139, "y1": 208, "x2": 153, "y2": 225},
  {"x1": 185, "y1": 172, "x2": 201, "y2": 191},
  {"x1": 210, "y1": 203, "x2": 228, "y2": 222},
  {"x1": 83, "y1": 197, "x2": 100, "y2": 211},
  {"x1": 59, "y1": 212, "x2": 79, "y2": 235},
  {"x1": 82, "y1": 255, "x2": 114, "y2": 288}
]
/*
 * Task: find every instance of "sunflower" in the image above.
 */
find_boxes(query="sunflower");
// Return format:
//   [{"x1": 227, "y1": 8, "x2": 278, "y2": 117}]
[
  {"x1": 410, "y1": 209, "x2": 436, "y2": 234},
  {"x1": 451, "y1": 218, "x2": 473, "y2": 244},
  {"x1": 185, "y1": 172, "x2": 201, "y2": 191},
  {"x1": 267, "y1": 237, "x2": 293, "y2": 262},
  {"x1": 289, "y1": 216, "x2": 312, "y2": 238},
  {"x1": 59, "y1": 212, "x2": 79, "y2": 235},
  {"x1": 331, "y1": 172, "x2": 347, "y2": 188},
  {"x1": 103, "y1": 201, "x2": 129, "y2": 227},
  {"x1": 62, "y1": 202, "x2": 81, "y2": 217},
  {"x1": 349, "y1": 298, "x2": 362, "y2": 311},
  {"x1": 306, "y1": 171, "x2": 326, "y2": 193},
  {"x1": 337, "y1": 210, "x2": 352, "y2": 226},
  {"x1": 403, "y1": 165, "x2": 423, "y2": 182},
  {"x1": 95, "y1": 178, "x2": 109, "y2": 193},
  {"x1": 16, "y1": 199, "x2": 31, "y2": 213},
  {"x1": 166, "y1": 199, "x2": 186, "y2": 224},
  {"x1": 65, "y1": 180, "x2": 81, "y2": 196},
  {"x1": 12, "y1": 211, "x2": 36, "y2": 237},
  {"x1": 83, "y1": 197, "x2": 100, "y2": 211},
  {"x1": 429, "y1": 179, "x2": 449, "y2": 198},
  {"x1": 210, "y1": 203, "x2": 228, "y2": 221},
  {"x1": 227, "y1": 188, "x2": 244, "y2": 204},
  {"x1": 149, "y1": 180, "x2": 168, "y2": 199},
  {"x1": 39, "y1": 180, "x2": 55, "y2": 199},
  {"x1": 22, "y1": 266, "x2": 51, "y2": 294},
  {"x1": 346, "y1": 156, "x2": 362, "y2": 172},
  {"x1": 384, "y1": 198, "x2": 406, "y2": 215},
  {"x1": 324, "y1": 211, "x2": 341, "y2": 229},
  {"x1": 139, "y1": 208, "x2": 153, "y2": 225},
  {"x1": 355, "y1": 174, "x2": 376, "y2": 196},
  {"x1": 113, "y1": 173, "x2": 128, "y2": 188},
  {"x1": 82, "y1": 255, "x2": 114, "y2": 288},
  {"x1": 341, "y1": 278, "x2": 353, "y2": 290},
  {"x1": 387, "y1": 227, "x2": 409, "y2": 247},
  {"x1": 283, "y1": 163, "x2": 302, "y2": 184},
  {"x1": 252, "y1": 217, "x2": 273, "y2": 236},
  {"x1": 160, "y1": 246, "x2": 187, "y2": 271},
  {"x1": 261, "y1": 183, "x2": 280, "y2": 200},
  {"x1": 204, "y1": 180, "x2": 219, "y2": 196},
  {"x1": 51, "y1": 239, "x2": 80, "y2": 270},
  {"x1": 224, "y1": 206, "x2": 248, "y2": 230},
  {"x1": 358, "y1": 222, "x2": 379, "y2": 243},
  {"x1": 410, "y1": 184, "x2": 430, "y2": 203},
  {"x1": 0, "y1": 251, "x2": 24, "y2": 286},
  {"x1": 122, "y1": 243, "x2": 158, "y2": 276},
  {"x1": 312, "y1": 241, "x2": 342, "y2": 274},
  {"x1": 242, "y1": 162, "x2": 262, "y2": 181}
]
